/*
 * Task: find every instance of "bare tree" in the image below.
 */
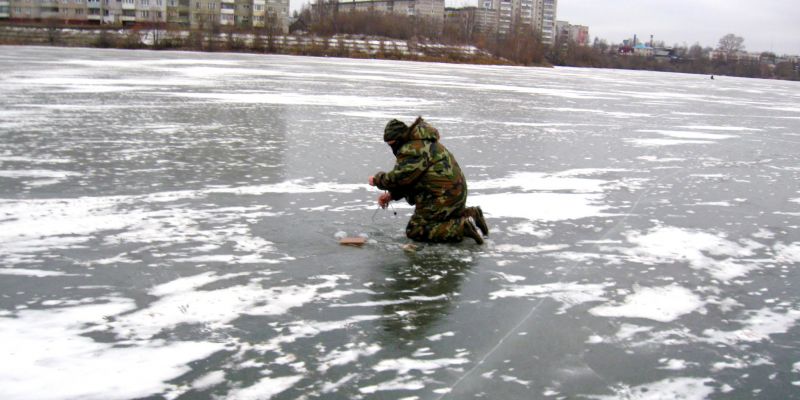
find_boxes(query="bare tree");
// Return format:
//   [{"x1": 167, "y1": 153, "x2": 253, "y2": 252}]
[{"x1": 717, "y1": 33, "x2": 745, "y2": 57}]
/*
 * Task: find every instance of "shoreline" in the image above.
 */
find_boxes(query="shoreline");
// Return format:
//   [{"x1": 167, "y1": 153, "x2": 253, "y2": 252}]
[{"x1": 1, "y1": 24, "x2": 797, "y2": 82}]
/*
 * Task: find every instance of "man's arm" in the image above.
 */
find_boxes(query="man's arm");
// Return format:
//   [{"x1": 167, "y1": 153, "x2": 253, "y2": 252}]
[{"x1": 373, "y1": 151, "x2": 428, "y2": 190}]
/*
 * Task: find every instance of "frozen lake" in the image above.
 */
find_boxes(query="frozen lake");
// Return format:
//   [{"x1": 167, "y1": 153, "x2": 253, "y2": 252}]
[{"x1": 1, "y1": 45, "x2": 800, "y2": 399}]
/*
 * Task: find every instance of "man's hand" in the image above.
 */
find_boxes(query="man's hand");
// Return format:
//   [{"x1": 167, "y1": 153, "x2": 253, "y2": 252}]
[
  {"x1": 368, "y1": 176, "x2": 376, "y2": 186},
  {"x1": 378, "y1": 192, "x2": 391, "y2": 209}
]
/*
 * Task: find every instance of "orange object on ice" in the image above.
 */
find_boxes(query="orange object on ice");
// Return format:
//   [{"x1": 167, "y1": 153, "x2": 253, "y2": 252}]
[{"x1": 339, "y1": 237, "x2": 367, "y2": 246}]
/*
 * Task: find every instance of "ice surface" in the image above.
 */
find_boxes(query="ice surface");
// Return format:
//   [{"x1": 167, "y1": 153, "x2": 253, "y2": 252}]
[{"x1": 1, "y1": 46, "x2": 799, "y2": 399}]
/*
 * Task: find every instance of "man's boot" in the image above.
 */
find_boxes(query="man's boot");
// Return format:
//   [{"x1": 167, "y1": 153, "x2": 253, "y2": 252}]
[
  {"x1": 464, "y1": 207, "x2": 489, "y2": 236},
  {"x1": 463, "y1": 220, "x2": 484, "y2": 245}
]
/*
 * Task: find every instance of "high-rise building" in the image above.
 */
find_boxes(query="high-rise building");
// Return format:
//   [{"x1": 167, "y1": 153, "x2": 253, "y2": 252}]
[
  {"x1": 330, "y1": 0, "x2": 445, "y2": 22},
  {"x1": 539, "y1": 0, "x2": 555, "y2": 45},
  {"x1": 476, "y1": 0, "x2": 554, "y2": 43}
]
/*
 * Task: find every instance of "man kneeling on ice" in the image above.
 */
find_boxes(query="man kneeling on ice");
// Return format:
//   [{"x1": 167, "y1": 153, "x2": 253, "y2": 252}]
[{"x1": 368, "y1": 117, "x2": 488, "y2": 244}]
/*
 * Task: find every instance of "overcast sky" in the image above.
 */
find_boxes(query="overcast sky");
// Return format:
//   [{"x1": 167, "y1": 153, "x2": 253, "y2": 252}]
[
  {"x1": 290, "y1": 0, "x2": 799, "y2": 54},
  {"x1": 557, "y1": 0, "x2": 799, "y2": 54}
]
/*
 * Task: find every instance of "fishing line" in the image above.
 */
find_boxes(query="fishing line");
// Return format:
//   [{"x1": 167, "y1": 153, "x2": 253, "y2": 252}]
[{"x1": 371, "y1": 191, "x2": 398, "y2": 222}]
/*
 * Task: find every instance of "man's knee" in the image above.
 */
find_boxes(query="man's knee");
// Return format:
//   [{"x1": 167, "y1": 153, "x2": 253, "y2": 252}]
[{"x1": 406, "y1": 217, "x2": 464, "y2": 243}]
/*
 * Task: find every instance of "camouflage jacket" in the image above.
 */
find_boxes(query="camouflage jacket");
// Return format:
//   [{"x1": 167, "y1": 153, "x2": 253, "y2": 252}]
[{"x1": 373, "y1": 118, "x2": 467, "y2": 220}]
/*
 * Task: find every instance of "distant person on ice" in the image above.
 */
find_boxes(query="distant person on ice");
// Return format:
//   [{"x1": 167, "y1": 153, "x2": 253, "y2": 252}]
[{"x1": 368, "y1": 117, "x2": 488, "y2": 244}]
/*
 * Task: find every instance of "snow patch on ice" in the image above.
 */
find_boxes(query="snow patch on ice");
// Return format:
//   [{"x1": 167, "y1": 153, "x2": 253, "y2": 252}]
[
  {"x1": 589, "y1": 377, "x2": 714, "y2": 400},
  {"x1": 472, "y1": 192, "x2": 611, "y2": 222},
  {"x1": 0, "y1": 155, "x2": 73, "y2": 163},
  {"x1": 500, "y1": 374, "x2": 531, "y2": 386},
  {"x1": 0, "y1": 169, "x2": 80, "y2": 184},
  {"x1": 320, "y1": 373, "x2": 358, "y2": 394},
  {"x1": 192, "y1": 370, "x2": 226, "y2": 391},
  {"x1": 359, "y1": 376, "x2": 427, "y2": 394},
  {"x1": 752, "y1": 229, "x2": 775, "y2": 239},
  {"x1": 166, "y1": 92, "x2": 434, "y2": 108},
  {"x1": 208, "y1": 179, "x2": 365, "y2": 195},
  {"x1": 702, "y1": 308, "x2": 800, "y2": 345},
  {"x1": 0, "y1": 268, "x2": 78, "y2": 277},
  {"x1": 691, "y1": 201, "x2": 733, "y2": 207},
  {"x1": 113, "y1": 274, "x2": 347, "y2": 339},
  {"x1": 637, "y1": 129, "x2": 737, "y2": 140},
  {"x1": 506, "y1": 222, "x2": 552, "y2": 238},
  {"x1": 490, "y1": 282, "x2": 611, "y2": 313},
  {"x1": 614, "y1": 323, "x2": 654, "y2": 340},
  {"x1": 636, "y1": 156, "x2": 686, "y2": 163},
  {"x1": 614, "y1": 226, "x2": 761, "y2": 281},
  {"x1": 318, "y1": 343, "x2": 381, "y2": 373},
  {"x1": 658, "y1": 359, "x2": 694, "y2": 370},
  {"x1": 226, "y1": 375, "x2": 303, "y2": 400},
  {"x1": 493, "y1": 243, "x2": 569, "y2": 254},
  {"x1": 470, "y1": 171, "x2": 610, "y2": 193},
  {"x1": 625, "y1": 138, "x2": 714, "y2": 147},
  {"x1": 774, "y1": 242, "x2": 800, "y2": 263},
  {"x1": 427, "y1": 331, "x2": 456, "y2": 341},
  {"x1": 678, "y1": 125, "x2": 761, "y2": 132},
  {"x1": 492, "y1": 271, "x2": 526, "y2": 283},
  {"x1": 0, "y1": 299, "x2": 224, "y2": 400},
  {"x1": 589, "y1": 285, "x2": 704, "y2": 322},
  {"x1": 372, "y1": 357, "x2": 469, "y2": 374}
]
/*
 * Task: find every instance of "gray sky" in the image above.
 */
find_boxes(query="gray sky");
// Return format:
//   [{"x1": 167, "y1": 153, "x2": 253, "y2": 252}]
[{"x1": 290, "y1": 0, "x2": 800, "y2": 55}]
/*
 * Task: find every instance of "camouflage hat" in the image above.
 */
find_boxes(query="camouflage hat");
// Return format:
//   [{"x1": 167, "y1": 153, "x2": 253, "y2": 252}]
[{"x1": 383, "y1": 119, "x2": 409, "y2": 143}]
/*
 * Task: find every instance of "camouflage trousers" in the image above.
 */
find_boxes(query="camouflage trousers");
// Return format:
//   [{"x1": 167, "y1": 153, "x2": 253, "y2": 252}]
[{"x1": 405, "y1": 208, "x2": 468, "y2": 243}]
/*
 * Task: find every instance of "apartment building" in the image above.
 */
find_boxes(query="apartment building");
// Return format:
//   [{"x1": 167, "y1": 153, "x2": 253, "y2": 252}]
[
  {"x1": 0, "y1": 0, "x2": 9, "y2": 18},
  {"x1": 555, "y1": 20, "x2": 588, "y2": 46},
  {"x1": 238, "y1": 0, "x2": 286, "y2": 28},
  {"x1": 471, "y1": 0, "x2": 554, "y2": 43},
  {"x1": 1, "y1": 0, "x2": 288, "y2": 31},
  {"x1": 472, "y1": 6, "x2": 495, "y2": 33},
  {"x1": 444, "y1": 6, "x2": 496, "y2": 33},
  {"x1": 329, "y1": 0, "x2": 445, "y2": 22},
  {"x1": 538, "y1": 0, "x2": 555, "y2": 45}
]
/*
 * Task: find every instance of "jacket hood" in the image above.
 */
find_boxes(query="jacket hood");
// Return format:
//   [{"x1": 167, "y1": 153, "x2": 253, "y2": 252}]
[{"x1": 406, "y1": 117, "x2": 440, "y2": 142}]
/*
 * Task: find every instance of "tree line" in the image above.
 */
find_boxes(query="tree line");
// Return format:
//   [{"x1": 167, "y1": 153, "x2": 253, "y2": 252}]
[
  {"x1": 3, "y1": 8, "x2": 797, "y2": 80},
  {"x1": 298, "y1": 4, "x2": 548, "y2": 66},
  {"x1": 550, "y1": 34, "x2": 798, "y2": 81},
  {"x1": 298, "y1": 6, "x2": 797, "y2": 80}
]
